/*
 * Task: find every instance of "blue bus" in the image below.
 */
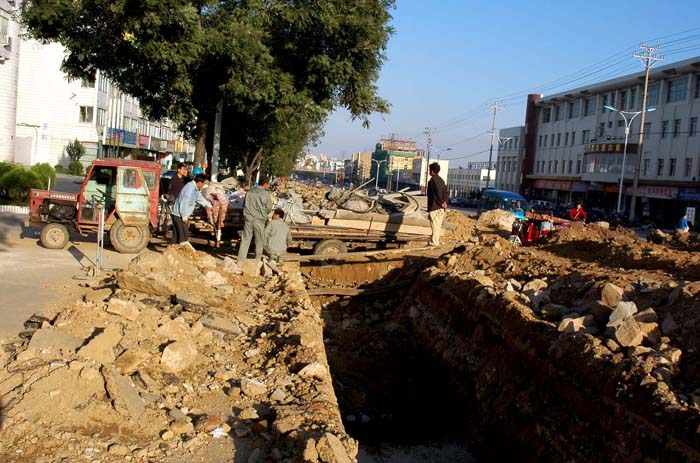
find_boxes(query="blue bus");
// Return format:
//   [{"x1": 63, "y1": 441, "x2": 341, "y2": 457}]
[{"x1": 478, "y1": 190, "x2": 529, "y2": 219}]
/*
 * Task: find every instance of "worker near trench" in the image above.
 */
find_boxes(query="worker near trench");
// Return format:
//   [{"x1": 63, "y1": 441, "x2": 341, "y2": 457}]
[
  {"x1": 171, "y1": 174, "x2": 212, "y2": 245},
  {"x1": 427, "y1": 162, "x2": 448, "y2": 246},
  {"x1": 238, "y1": 176, "x2": 273, "y2": 262},
  {"x1": 264, "y1": 208, "x2": 292, "y2": 263}
]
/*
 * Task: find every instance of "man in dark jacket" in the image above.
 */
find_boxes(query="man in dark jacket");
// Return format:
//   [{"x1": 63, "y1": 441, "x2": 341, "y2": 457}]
[
  {"x1": 427, "y1": 162, "x2": 448, "y2": 245},
  {"x1": 167, "y1": 163, "x2": 189, "y2": 203}
]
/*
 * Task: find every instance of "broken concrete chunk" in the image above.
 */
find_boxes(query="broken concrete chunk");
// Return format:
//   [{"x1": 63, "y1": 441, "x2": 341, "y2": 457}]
[
  {"x1": 115, "y1": 349, "x2": 151, "y2": 375},
  {"x1": 316, "y1": 433, "x2": 354, "y2": 463},
  {"x1": 633, "y1": 308, "x2": 658, "y2": 324},
  {"x1": 157, "y1": 317, "x2": 192, "y2": 342},
  {"x1": 600, "y1": 283, "x2": 624, "y2": 308},
  {"x1": 241, "y1": 378, "x2": 267, "y2": 397},
  {"x1": 606, "y1": 316, "x2": 644, "y2": 347},
  {"x1": 557, "y1": 315, "x2": 597, "y2": 335},
  {"x1": 84, "y1": 287, "x2": 113, "y2": 304},
  {"x1": 102, "y1": 366, "x2": 145, "y2": 420},
  {"x1": 298, "y1": 362, "x2": 327, "y2": 380},
  {"x1": 609, "y1": 301, "x2": 638, "y2": 325},
  {"x1": 200, "y1": 315, "x2": 243, "y2": 336},
  {"x1": 522, "y1": 278, "x2": 548, "y2": 293},
  {"x1": 204, "y1": 270, "x2": 227, "y2": 286},
  {"x1": 117, "y1": 271, "x2": 174, "y2": 297},
  {"x1": 21, "y1": 328, "x2": 83, "y2": 360},
  {"x1": 78, "y1": 324, "x2": 123, "y2": 364},
  {"x1": 160, "y1": 341, "x2": 198, "y2": 373},
  {"x1": 106, "y1": 298, "x2": 141, "y2": 321}
]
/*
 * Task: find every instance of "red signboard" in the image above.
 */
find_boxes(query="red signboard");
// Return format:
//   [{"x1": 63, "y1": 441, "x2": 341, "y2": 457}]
[{"x1": 532, "y1": 179, "x2": 573, "y2": 191}]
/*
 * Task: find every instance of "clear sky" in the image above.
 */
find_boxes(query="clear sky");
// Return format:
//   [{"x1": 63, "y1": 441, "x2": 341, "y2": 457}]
[{"x1": 311, "y1": 0, "x2": 700, "y2": 167}]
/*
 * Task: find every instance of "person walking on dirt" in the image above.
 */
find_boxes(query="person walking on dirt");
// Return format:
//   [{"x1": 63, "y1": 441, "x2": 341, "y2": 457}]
[
  {"x1": 427, "y1": 162, "x2": 448, "y2": 246},
  {"x1": 677, "y1": 213, "x2": 690, "y2": 233},
  {"x1": 171, "y1": 174, "x2": 212, "y2": 245},
  {"x1": 167, "y1": 163, "x2": 189, "y2": 203},
  {"x1": 264, "y1": 208, "x2": 292, "y2": 263},
  {"x1": 569, "y1": 203, "x2": 587, "y2": 222},
  {"x1": 238, "y1": 177, "x2": 273, "y2": 262}
]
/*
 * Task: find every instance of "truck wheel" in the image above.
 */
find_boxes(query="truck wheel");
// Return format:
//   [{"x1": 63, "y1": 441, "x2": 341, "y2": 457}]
[
  {"x1": 312, "y1": 239, "x2": 347, "y2": 255},
  {"x1": 109, "y1": 219, "x2": 151, "y2": 254},
  {"x1": 40, "y1": 223, "x2": 69, "y2": 249}
]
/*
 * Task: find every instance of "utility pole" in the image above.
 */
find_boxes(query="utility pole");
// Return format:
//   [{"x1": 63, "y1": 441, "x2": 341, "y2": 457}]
[
  {"x1": 485, "y1": 101, "x2": 504, "y2": 191},
  {"x1": 423, "y1": 127, "x2": 434, "y2": 192},
  {"x1": 629, "y1": 44, "x2": 663, "y2": 222}
]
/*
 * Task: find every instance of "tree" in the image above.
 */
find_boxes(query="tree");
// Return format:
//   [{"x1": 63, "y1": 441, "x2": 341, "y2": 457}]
[
  {"x1": 65, "y1": 139, "x2": 85, "y2": 161},
  {"x1": 22, "y1": 0, "x2": 394, "y2": 177}
]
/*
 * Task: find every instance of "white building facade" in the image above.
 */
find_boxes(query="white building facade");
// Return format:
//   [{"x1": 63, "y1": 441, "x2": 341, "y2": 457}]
[
  {"x1": 524, "y1": 56, "x2": 700, "y2": 225},
  {"x1": 0, "y1": 0, "x2": 21, "y2": 163},
  {"x1": 447, "y1": 162, "x2": 496, "y2": 197},
  {"x1": 494, "y1": 126, "x2": 525, "y2": 193}
]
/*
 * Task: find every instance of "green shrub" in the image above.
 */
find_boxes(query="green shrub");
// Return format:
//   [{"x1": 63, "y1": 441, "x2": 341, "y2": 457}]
[
  {"x1": 54, "y1": 164, "x2": 65, "y2": 173},
  {"x1": 65, "y1": 139, "x2": 85, "y2": 162},
  {"x1": 29, "y1": 163, "x2": 57, "y2": 190},
  {"x1": 68, "y1": 160, "x2": 84, "y2": 176},
  {"x1": 0, "y1": 167, "x2": 42, "y2": 201},
  {"x1": 0, "y1": 161, "x2": 16, "y2": 179}
]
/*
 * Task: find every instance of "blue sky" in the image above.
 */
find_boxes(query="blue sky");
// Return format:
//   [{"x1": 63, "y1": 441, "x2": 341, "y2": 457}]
[{"x1": 312, "y1": 0, "x2": 700, "y2": 166}]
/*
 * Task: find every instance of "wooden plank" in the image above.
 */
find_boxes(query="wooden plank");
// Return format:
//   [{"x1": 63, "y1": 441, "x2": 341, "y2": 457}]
[
  {"x1": 332, "y1": 209, "x2": 431, "y2": 227},
  {"x1": 327, "y1": 218, "x2": 432, "y2": 236}
]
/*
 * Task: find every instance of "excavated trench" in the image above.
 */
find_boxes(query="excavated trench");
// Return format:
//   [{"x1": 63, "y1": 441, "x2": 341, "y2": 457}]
[
  {"x1": 300, "y1": 254, "x2": 700, "y2": 463},
  {"x1": 301, "y1": 257, "x2": 520, "y2": 462}
]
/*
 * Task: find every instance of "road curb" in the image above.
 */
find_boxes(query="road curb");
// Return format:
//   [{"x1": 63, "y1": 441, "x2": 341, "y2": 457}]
[{"x1": 0, "y1": 205, "x2": 29, "y2": 215}]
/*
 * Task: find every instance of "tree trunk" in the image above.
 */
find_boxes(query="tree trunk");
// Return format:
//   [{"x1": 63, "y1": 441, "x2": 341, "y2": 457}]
[
  {"x1": 194, "y1": 116, "x2": 208, "y2": 172},
  {"x1": 244, "y1": 149, "x2": 263, "y2": 188}
]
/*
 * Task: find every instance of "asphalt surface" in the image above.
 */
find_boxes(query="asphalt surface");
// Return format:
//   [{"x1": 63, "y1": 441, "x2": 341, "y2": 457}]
[{"x1": 0, "y1": 213, "x2": 135, "y2": 340}]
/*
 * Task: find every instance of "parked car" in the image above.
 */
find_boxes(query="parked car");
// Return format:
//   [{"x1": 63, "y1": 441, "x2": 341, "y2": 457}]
[{"x1": 478, "y1": 190, "x2": 528, "y2": 218}]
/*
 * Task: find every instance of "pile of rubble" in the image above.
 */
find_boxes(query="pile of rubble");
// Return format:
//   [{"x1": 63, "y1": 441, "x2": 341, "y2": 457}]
[{"x1": 0, "y1": 246, "x2": 356, "y2": 462}]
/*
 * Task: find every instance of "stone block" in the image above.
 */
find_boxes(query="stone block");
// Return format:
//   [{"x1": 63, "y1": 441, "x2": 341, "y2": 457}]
[
  {"x1": 102, "y1": 366, "x2": 145, "y2": 420},
  {"x1": 157, "y1": 317, "x2": 192, "y2": 342},
  {"x1": 106, "y1": 298, "x2": 141, "y2": 321},
  {"x1": 600, "y1": 283, "x2": 624, "y2": 308},
  {"x1": 200, "y1": 315, "x2": 243, "y2": 336},
  {"x1": 78, "y1": 324, "x2": 123, "y2": 364},
  {"x1": 160, "y1": 341, "x2": 198, "y2": 373},
  {"x1": 115, "y1": 349, "x2": 151, "y2": 375},
  {"x1": 606, "y1": 316, "x2": 644, "y2": 347}
]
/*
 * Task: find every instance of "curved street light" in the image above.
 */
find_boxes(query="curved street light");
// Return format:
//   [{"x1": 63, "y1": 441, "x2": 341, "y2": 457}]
[
  {"x1": 603, "y1": 105, "x2": 656, "y2": 213},
  {"x1": 371, "y1": 158, "x2": 386, "y2": 190}
]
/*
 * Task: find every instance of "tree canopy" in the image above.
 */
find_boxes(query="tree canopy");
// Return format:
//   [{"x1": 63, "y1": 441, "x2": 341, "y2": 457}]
[{"x1": 22, "y1": 0, "x2": 394, "y2": 180}]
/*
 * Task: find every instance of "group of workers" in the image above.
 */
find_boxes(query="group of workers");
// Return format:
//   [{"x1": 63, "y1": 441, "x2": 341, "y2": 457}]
[{"x1": 165, "y1": 163, "x2": 291, "y2": 263}]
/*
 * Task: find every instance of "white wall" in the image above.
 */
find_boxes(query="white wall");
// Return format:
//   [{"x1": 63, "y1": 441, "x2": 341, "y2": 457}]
[{"x1": 0, "y1": 1, "x2": 21, "y2": 163}]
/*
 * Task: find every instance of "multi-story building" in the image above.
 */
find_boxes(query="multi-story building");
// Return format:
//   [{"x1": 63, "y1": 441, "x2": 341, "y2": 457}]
[
  {"x1": 0, "y1": 0, "x2": 21, "y2": 163},
  {"x1": 494, "y1": 126, "x2": 525, "y2": 193},
  {"x1": 447, "y1": 161, "x2": 496, "y2": 198},
  {"x1": 407, "y1": 157, "x2": 449, "y2": 192},
  {"x1": 4, "y1": 35, "x2": 191, "y2": 169},
  {"x1": 351, "y1": 151, "x2": 372, "y2": 184},
  {"x1": 523, "y1": 56, "x2": 700, "y2": 225},
  {"x1": 370, "y1": 138, "x2": 421, "y2": 189}
]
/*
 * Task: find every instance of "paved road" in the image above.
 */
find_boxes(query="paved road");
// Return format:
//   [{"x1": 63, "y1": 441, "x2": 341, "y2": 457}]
[
  {"x1": 0, "y1": 214, "x2": 135, "y2": 340},
  {"x1": 54, "y1": 173, "x2": 84, "y2": 194}
]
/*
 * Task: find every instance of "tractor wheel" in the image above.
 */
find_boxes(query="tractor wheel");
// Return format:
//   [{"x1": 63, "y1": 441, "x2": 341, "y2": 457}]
[
  {"x1": 312, "y1": 239, "x2": 347, "y2": 256},
  {"x1": 109, "y1": 219, "x2": 151, "y2": 254},
  {"x1": 40, "y1": 223, "x2": 69, "y2": 250}
]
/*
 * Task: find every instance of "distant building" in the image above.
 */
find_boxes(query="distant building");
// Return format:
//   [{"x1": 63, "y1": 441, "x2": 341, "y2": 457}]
[
  {"x1": 371, "y1": 137, "x2": 421, "y2": 190},
  {"x1": 447, "y1": 162, "x2": 496, "y2": 197},
  {"x1": 495, "y1": 126, "x2": 526, "y2": 193},
  {"x1": 408, "y1": 157, "x2": 449, "y2": 192},
  {"x1": 522, "y1": 55, "x2": 700, "y2": 225},
  {"x1": 0, "y1": 1, "x2": 21, "y2": 164},
  {"x1": 351, "y1": 151, "x2": 372, "y2": 184}
]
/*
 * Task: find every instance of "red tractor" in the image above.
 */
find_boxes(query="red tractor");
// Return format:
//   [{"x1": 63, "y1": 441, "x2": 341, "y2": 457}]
[{"x1": 27, "y1": 159, "x2": 162, "y2": 253}]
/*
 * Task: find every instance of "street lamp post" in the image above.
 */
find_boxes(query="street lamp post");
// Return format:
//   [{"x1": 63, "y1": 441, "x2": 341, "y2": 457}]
[
  {"x1": 603, "y1": 105, "x2": 656, "y2": 213},
  {"x1": 437, "y1": 147, "x2": 452, "y2": 161},
  {"x1": 371, "y1": 159, "x2": 386, "y2": 190}
]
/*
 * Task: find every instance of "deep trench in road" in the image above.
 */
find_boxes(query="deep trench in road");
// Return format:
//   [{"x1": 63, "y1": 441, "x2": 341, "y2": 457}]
[{"x1": 302, "y1": 258, "x2": 520, "y2": 463}]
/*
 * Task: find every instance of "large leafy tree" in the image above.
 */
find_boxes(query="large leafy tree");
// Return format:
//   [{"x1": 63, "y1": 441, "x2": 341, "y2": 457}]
[{"x1": 22, "y1": 0, "x2": 394, "y2": 176}]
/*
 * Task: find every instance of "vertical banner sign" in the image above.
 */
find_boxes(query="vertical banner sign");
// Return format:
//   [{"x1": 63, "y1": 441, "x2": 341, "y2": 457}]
[{"x1": 687, "y1": 207, "x2": 696, "y2": 227}]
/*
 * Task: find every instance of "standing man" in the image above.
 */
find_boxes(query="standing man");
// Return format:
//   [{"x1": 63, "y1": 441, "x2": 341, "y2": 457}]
[
  {"x1": 677, "y1": 213, "x2": 690, "y2": 233},
  {"x1": 238, "y1": 176, "x2": 273, "y2": 262},
  {"x1": 167, "y1": 163, "x2": 189, "y2": 203},
  {"x1": 569, "y1": 203, "x2": 587, "y2": 222},
  {"x1": 171, "y1": 174, "x2": 212, "y2": 245},
  {"x1": 427, "y1": 162, "x2": 447, "y2": 246}
]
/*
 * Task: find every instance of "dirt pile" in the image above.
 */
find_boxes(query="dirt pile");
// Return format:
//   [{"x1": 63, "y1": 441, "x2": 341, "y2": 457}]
[
  {"x1": 443, "y1": 210, "x2": 478, "y2": 242},
  {"x1": 0, "y1": 246, "x2": 355, "y2": 463},
  {"x1": 280, "y1": 182, "x2": 330, "y2": 209},
  {"x1": 476, "y1": 209, "x2": 515, "y2": 234},
  {"x1": 546, "y1": 221, "x2": 638, "y2": 243}
]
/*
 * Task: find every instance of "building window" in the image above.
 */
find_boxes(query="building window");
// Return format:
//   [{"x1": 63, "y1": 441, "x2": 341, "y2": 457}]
[
  {"x1": 657, "y1": 158, "x2": 665, "y2": 176},
  {"x1": 538, "y1": 135, "x2": 542, "y2": 148},
  {"x1": 617, "y1": 120, "x2": 624, "y2": 128},
  {"x1": 695, "y1": 74, "x2": 700, "y2": 98},
  {"x1": 571, "y1": 131, "x2": 576, "y2": 145},
  {"x1": 550, "y1": 134, "x2": 554, "y2": 146},
  {"x1": 548, "y1": 161, "x2": 552, "y2": 173},
  {"x1": 96, "y1": 108, "x2": 106, "y2": 126},
  {"x1": 582, "y1": 130, "x2": 590, "y2": 144},
  {"x1": 564, "y1": 132, "x2": 569, "y2": 145},
  {"x1": 554, "y1": 160, "x2": 558, "y2": 173},
  {"x1": 602, "y1": 95, "x2": 608, "y2": 113},
  {"x1": 599, "y1": 123, "x2": 605, "y2": 137},
  {"x1": 543, "y1": 135, "x2": 547, "y2": 148},
  {"x1": 685, "y1": 158, "x2": 693, "y2": 177},
  {"x1": 584, "y1": 97, "x2": 595, "y2": 116},
  {"x1": 555, "y1": 105, "x2": 563, "y2": 121},
  {"x1": 608, "y1": 121, "x2": 613, "y2": 128},
  {"x1": 667, "y1": 76, "x2": 688, "y2": 103},
  {"x1": 81, "y1": 76, "x2": 95, "y2": 88},
  {"x1": 661, "y1": 120, "x2": 668, "y2": 138},
  {"x1": 629, "y1": 88, "x2": 637, "y2": 109},
  {"x1": 569, "y1": 100, "x2": 580, "y2": 119},
  {"x1": 673, "y1": 119, "x2": 681, "y2": 137},
  {"x1": 542, "y1": 108, "x2": 551, "y2": 123},
  {"x1": 643, "y1": 122, "x2": 651, "y2": 135},
  {"x1": 576, "y1": 159, "x2": 581, "y2": 174},
  {"x1": 620, "y1": 90, "x2": 627, "y2": 110},
  {"x1": 669, "y1": 158, "x2": 677, "y2": 177},
  {"x1": 556, "y1": 133, "x2": 561, "y2": 146},
  {"x1": 79, "y1": 106, "x2": 94, "y2": 123},
  {"x1": 690, "y1": 117, "x2": 697, "y2": 136},
  {"x1": 647, "y1": 82, "x2": 660, "y2": 106},
  {"x1": 643, "y1": 159, "x2": 650, "y2": 176},
  {"x1": 568, "y1": 160, "x2": 572, "y2": 174}
]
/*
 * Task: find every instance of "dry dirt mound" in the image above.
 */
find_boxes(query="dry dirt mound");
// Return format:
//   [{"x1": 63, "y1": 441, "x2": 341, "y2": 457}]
[
  {"x1": 0, "y1": 246, "x2": 355, "y2": 462},
  {"x1": 546, "y1": 221, "x2": 638, "y2": 244},
  {"x1": 476, "y1": 209, "x2": 515, "y2": 233},
  {"x1": 443, "y1": 210, "x2": 478, "y2": 242}
]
